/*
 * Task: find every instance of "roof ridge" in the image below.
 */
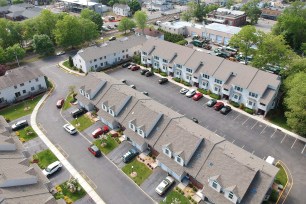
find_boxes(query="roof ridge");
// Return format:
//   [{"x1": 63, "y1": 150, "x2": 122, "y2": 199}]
[
  {"x1": 212, "y1": 57, "x2": 226, "y2": 77},
  {"x1": 246, "y1": 68, "x2": 260, "y2": 90}
]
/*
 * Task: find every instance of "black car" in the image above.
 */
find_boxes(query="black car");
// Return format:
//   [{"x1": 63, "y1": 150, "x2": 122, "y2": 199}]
[
  {"x1": 206, "y1": 99, "x2": 217, "y2": 107},
  {"x1": 70, "y1": 108, "x2": 86, "y2": 118},
  {"x1": 140, "y1": 69, "x2": 149, "y2": 75},
  {"x1": 122, "y1": 62, "x2": 131, "y2": 68},
  {"x1": 158, "y1": 78, "x2": 168, "y2": 84},
  {"x1": 11, "y1": 120, "x2": 28, "y2": 131},
  {"x1": 192, "y1": 117, "x2": 199, "y2": 123},
  {"x1": 145, "y1": 71, "x2": 154, "y2": 77},
  {"x1": 220, "y1": 105, "x2": 232, "y2": 115},
  {"x1": 122, "y1": 148, "x2": 139, "y2": 163}
]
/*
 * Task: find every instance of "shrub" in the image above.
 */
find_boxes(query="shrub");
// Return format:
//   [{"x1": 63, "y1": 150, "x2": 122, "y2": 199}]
[
  {"x1": 132, "y1": 54, "x2": 141, "y2": 64},
  {"x1": 192, "y1": 186, "x2": 197, "y2": 192},
  {"x1": 269, "y1": 189, "x2": 279, "y2": 202},
  {"x1": 209, "y1": 93, "x2": 221, "y2": 99},
  {"x1": 244, "y1": 107, "x2": 254, "y2": 115},
  {"x1": 176, "y1": 39, "x2": 188, "y2": 45},
  {"x1": 160, "y1": 72, "x2": 168, "y2": 77},
  {"x1": 153, "y1": 68, "x2": 160, "y2": 73},
  {"x1": 197, "y1": 88, "x2": 208, "y2": 95},
  {"x1": 68, "y1": 56, "x2": 74, "y2": 67},
  {"x1": 182, "y1": 81, "x2": 191, "y2": 87},
  {"x1": 173, "y1": 77, "x2": 181, "y2": 82},
  {"x1": 207, "y1": 90, "x2": 211, "y2": 95},
  {"x1": 4, "y1": 117, "x2": 10, "y2": 123},
  {"x1": 230, "y1": 101, "x2": 240, "y2": 108},
  {"x1": 239, "y1": 103, "x2": 245, "y2": 109},
  {"x1": 187, "y1": 195, "x2": 192, "y2": 200}
]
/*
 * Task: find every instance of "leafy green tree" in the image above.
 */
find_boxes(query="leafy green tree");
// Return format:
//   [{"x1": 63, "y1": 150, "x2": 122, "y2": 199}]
[
  {"x1": 21, "y1": 19, "x2": 37, "y2": 41},
  {"x1": 128, "y1": 0, "x2": 141, "y2": 15},
  {"x1": 32, "y1": 34, "x2": 55, "y2": 56},
  {"x1": 12, "y1": 0, "x2": 23, "y2": 4},
  {"x1": 284, "y1": 72, "x2": 306, "y2": 136},
  {"x1": 242, "y1": 0, "x2": 262, "y2": 25},
  {"x1": 80, "y1": 8, "x2": 103, "y2": 31},
  {"x1": 79, "y1": 18, "x2": 99, "y2": 42},
  {"x1": 134, "y1": 11, "x2": 148, "y2": 34},
  {"x1": 226, "y1": 0, "x2": 235, "y2": 9},
  {"x1": 281, "y1": 57, "x2": 306, "y2": 78},
  {"x1": 252, "y1": 34, "x2": 296, "y2": 68},
  {"x1": 0, "y1": 19, "x2": 23, "y2": 48},
  {"x1": 0, "y1": 0, "x2": 8, "y2": 6},
  {"x1": 229, "y1": 25, "x2": 263, "y2": 64},
  {"x1": 272, "y1": 2, "x2": 306, "y2": 53},
  {"x1": 5, "y1": 44, "x2": 25, "y2": 63},
  {"x1": 0, "y1": 47, "x2": 6, "y2": 64},
  {"x1": 181, "y1": 11, "x2": 193, "y2": 22},
  {"x1": 118, "y1": 17, "x2": 136, "y2": 34},
  {"x1": 205, "y1": 4, "x2": 220, "y2": 14},
  {"x1": 35, "y1": 10, "x2": 59, "y2": 40},
  {"x1": 186, "y1": 2, "x2": 206, "y2": 22},
  {"x1": 69, "y1": 56, "x2": 74, "y2": 67}
]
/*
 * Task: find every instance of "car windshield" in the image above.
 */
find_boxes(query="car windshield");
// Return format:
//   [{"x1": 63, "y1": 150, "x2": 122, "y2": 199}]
[{"x1": 158, "y1": 180, "x2": 169, "y2": 191}]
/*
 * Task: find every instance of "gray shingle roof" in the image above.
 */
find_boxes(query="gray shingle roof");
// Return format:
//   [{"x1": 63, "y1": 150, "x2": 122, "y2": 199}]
[{"x1": 0, "y1": 66, "x2": 44, "y2": 90}]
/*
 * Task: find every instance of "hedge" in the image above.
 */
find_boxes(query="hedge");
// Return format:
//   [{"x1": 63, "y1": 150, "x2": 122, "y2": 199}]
[
  {"x1": 244, "y1": 107, "x2": 254, "y2": 115},
  {"x1": 160, "y1": 72, "x2": 168, "y2": 77},
  {"x1": 158, "y1": 28, "x2": 185, "y2": 43},
  {"x1": 173, "y1": 77, "x2": 181, "y2": 82},
  {"x1": 209, "y1": 93, "x2": 221, "y2": 99},
  {"x1": 197, "y1": 88, "x2": 208, "y2": 95},
  {"x1": 182, "y1": 81, "x2": 191, "y2": 87},
  {"x1": 153, "y1": 68, "x2": 160, "y2": 73},
  {"x1": 176, "y1": 40, "x2": 188, "y2": 45},
  {"x1": 269, "y1": 189, "x2": 279, "y2": 202},
  {"x1": 230, "y1": 101, "x2": 240, "y2": 108}
]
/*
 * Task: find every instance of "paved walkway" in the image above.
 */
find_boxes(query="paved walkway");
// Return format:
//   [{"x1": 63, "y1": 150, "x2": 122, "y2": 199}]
[{"x1": 30, "y1": 93, "x2": 105, "y2": 204}]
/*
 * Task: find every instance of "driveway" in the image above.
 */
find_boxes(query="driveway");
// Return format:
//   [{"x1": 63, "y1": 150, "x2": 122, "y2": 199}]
[
  {"x1": 82, "y1": 120, "x2": 105, "y2": 140},
  {"x1": 108, "y1": 140, "x2": 133, "y2": 168},
  {"x1": 23, "y1": 137, "x2": 48, "y2": 156}
]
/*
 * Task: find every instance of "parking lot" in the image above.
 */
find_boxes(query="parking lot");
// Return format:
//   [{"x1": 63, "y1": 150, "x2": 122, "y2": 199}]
[{"x1": 106, "y1": 67, "x2": 306, "y2": 162}]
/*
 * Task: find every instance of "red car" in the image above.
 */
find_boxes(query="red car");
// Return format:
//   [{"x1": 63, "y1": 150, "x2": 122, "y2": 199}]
[
  {"x1": 131, "y1": 65, "x2": 140, "y2": 71},
  {"x1": 91, "y1": 126, "x2": 109, "y2": 138},
  {"x1": 56, "y1": 99, "x2": 64, "y2": 109},
  {"x1": 192, "y1": 93, "x2": 203, "y2": 101},
  {"x1": 88, "y1": 145, "x2": 101, "y2": 157},
  {"x1": 214, "y1": 102, "x2": 224, "y2": 111}
]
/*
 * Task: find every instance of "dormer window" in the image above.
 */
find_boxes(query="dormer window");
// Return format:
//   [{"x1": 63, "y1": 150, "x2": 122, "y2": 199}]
[
  {"x1": 186, "y1": 68, "x2": 192, "y2": 73},
  {"x1": 143, "y1": 52, "x2": 147, "y2": 55},
  {"x1": 137, "y1": 129, "x2": 145, "y2": 137},
  {"x1": 86, "y1": 93, "x2": 90, "y2": 99},
  {"x1": 102, "y1": 104, "x2": 108, "y2": 111},
  {"x1": 249, "y1": 92, "x2": 258, "y2": 98},
  {"x1": 163, "y1": 59, "x2": 168, "y2": 63},
  {"x1": 234, "y1": 86, "x2": 243, "y2": 92},
  {"x1": 203, "y1": 74, "x2": 210, "y2": 79},
  {"x1": 129, "y1": 121, "x2": 136, "y2": 131},
  {"x1": 79, "y1": 89, "x2": 84, "y2": 95},
  {"x1": 212, "y1": 181, "x2": 218, "y2": 189},
  {"x1": 215, "y1": 79, "x2": 222, "y2": 84},
  {"x1": 154, "y1": 56, "x2": 159, "y2": 60},
  {"x1": 108, "y1": 109, "x2": 115, "y2": 116},
  {"x1": 228, "y1": 192, "x2": 234, "y2": 199}
]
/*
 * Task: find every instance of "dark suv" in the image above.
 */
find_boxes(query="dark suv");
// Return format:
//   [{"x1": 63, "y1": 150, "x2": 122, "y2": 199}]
[
  {"x1": 122, "y1": 148, "x2": 139, "y2": 163},
  {"x1": 70, "y1": 108, "x2": 86, "y2": 118}
]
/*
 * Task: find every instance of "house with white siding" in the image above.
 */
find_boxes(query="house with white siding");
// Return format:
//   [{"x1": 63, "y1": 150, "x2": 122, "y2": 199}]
[
  {"x1": 113, "y1": 4, "x2": 130, "y2": 16},
  {"x1": 140, "y1": 39, "x2": 281, "y2": 116},
  {"x1": 0, "y1": 67, "x2": 47, "y2": 108},
  {"x1": 72, "y1": 35, "x2": 147, "y2": 73}
]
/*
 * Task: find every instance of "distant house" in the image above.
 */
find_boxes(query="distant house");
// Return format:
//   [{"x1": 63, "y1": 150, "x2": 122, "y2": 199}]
[
  {"x1": 135, "y1": 28, "x2": 164, "y2": 40},
  {"x1": 113, "y1": 4, "x2": 130, "y2": 16},
  {"x1": 0, "y1": 67, "x2": 47, "y2": 108},
  {"x1": 261, "y1": 8, "x2": 282, "y2": 20},
  {"x1": 0, "y1": 3, "x2": 42, "y2": 21},
  {"x1": 72, "y1": 35, "x2": 147, "y2": 73},
  {"x1": 207, "y1": 8, "x2": 246, "y2": 27}
]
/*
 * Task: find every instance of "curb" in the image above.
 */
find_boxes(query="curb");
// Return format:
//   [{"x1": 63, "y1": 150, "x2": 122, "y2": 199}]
[
  {"x1": 58, "y1": 61, "x2": 86, "y2": 76},
  {"x1": 275, "y1": 161, "x2": 293, "y2": 204}
]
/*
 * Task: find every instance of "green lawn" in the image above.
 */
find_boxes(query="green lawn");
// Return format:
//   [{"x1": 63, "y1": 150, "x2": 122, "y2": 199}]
[
  {"x1": 70, "y1": 115, "x2": 94, "y2": 132},
  {"x1": 93, "y1": 135, "x2": 119, "y2": 154},
  {"x1": 0, "y1": 94, "x2": 43, "y2": 121},
  {"x1": 16, "y1": 126, "x2": 37, "y2": 142},
  {"x1": 34, "y1": 149, "x2": 58, "y2": 169},
  {"x1": 160, "y1": 190, "x2": 190, "y2": 204},
  {"x1": 122, "y1": 159, "x2": 152, "y2": 186},
  {"x1": 275, "y1": 164, "x2": 288, "y2": 186},
  {"x1": 54, "y1": 181, "x2": 86, "y2": 202},
  {"x1": 63, "y1": 60, "x2": 74, "y2": 69},
  {"x1": 63, "y1": 93, "x2": 75, "y2": 110}
]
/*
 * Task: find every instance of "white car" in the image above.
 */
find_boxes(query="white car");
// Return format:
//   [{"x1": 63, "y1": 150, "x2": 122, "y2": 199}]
[
  {"x1": 63, "y1": 123, "x2": 77, "y2": 135},
  {"x1": 42, "y1": 161, "x2": 62, "y2": 177},
  {"x1": 185, "y1": 89, "x2": 196, "y2": 97},
  {"x1": 56, "y1": 51, "x2": 65, "y2": 56},
  {"x1": 180, "y1": 88, "x2": 189, "y2": 94},
  {"x1": 155, "y1": 176, "x2": 175, "y2": 195}
]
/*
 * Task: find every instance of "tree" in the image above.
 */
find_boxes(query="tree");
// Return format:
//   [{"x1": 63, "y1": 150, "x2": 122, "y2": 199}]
[
  {"x1": 284, "y1": 72, "x2": 306, "y2": 136},
  {"x1": 35, "y1": 10, "x2": 59, "y2": 40},
  {"x1": 134, "y1": 11, "x2": 148, "y2": 34},
  {"x1": 0, "y1": 0, "x2": 8, "y2": 6},
  {"x1": 0, "y1": 47, "x2": 5, "y2": 64},
  {"x1": 128, "y1": 0, "x2": 141, "y2": 15},
  {"x1": 272, "y1": 2, "x2": 306, "y2": 53},
  {"x1": 226, "y1": 0, "x2": 235, "y2": 9},
  {"x1": 281, "y1": 57, "x2": 306, "y2": 78},
  {"x1": 185, "y1": 2, "x2": 206, "y2": 22},
  {"x1": 5, "y1": 44, "x2": 25, "y2": 63},
  {"x1": 21, "y1": 19, "x2": 37, "y2": 42},
  {"x1": 80, "y1": 8, "x2": 103, "y2": 31},
  {"x1": 229, "y1": 26, "x2": 263, "y2": 64},
  {"x1": 252, "y1": 34, "x2": 296, "y2": 68},
  {"x1": 69, "y1": 56, "x2": 74, "y2": 67},
  {"x1": 181, "y1": 11, "x2": 193, "y2": 22},
  {"x1": 79, "y1": 18, "x2": 99, "y2": 42},
  {"x1": 0, "y1": 19, "x2": 23, "y2": 48},
  {"x1": 118, "y1": 17, "x2": 136, "y2": 34},
  {"x1": 242, "y1": 0, "x2": 262, "y2": 25},
  {"x1": 205, "y1": 4, "x2": 219, "y2": 14},
  {"x1": 0, "y1": 64, "x2": 7, "y2": 76},
  {"x1": 32, "y1": 34, "x2": 55, "y2": 56}
]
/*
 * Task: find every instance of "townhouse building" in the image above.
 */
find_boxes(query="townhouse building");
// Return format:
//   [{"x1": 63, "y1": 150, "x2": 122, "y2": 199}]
[
  {"x1": 207, "y1": 8, "x2": 246, "y2": 27},
  {"x1": 72, "y1": 35, "x2": 147, "y2": 73},
  {"x1": 0, "y1": 67, "x2": 47, "y2": 108},
  {"x1": 141, "y1": 39, "x2": 281, "y2": 115},
  {"x1": 112, "y1": 4, "x2": 130, "y2": 16},
  {"x1": 135, "y1": 28, "x2": 164, "y2": 40}
]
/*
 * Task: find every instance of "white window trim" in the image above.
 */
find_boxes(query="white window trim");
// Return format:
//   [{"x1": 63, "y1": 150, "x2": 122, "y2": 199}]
[
  {"x1": 129, "y1": 122, "x2": 136, "y2": 131},
  {"x1": 102, "y1": 104, "x2": 108, "y2": 111}
]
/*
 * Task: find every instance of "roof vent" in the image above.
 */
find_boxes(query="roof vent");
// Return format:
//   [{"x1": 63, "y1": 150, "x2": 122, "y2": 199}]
[{"x1": 209, "y1": 162, "x2": 213, "y2": 167}]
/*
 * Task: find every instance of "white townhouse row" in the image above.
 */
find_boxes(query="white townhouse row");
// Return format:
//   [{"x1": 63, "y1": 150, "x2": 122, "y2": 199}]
[
  {"x1": 72, "y1": 35, "x2": 147, "y2": 73},
  {"x1": 0, "y1": 67, "x2": 47, "y2": 107},
  {"x1": 112, "y1": 4, "x2": 131, "y2": 16},
  {"x1": 141, "y1": 39, "x2": 281, "y2": 116}
]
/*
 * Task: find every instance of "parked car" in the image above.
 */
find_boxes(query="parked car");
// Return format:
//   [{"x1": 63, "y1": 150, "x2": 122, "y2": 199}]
[
  {"x1": 145, "y1": 71, "x2": 154, "y2": 77},
  {"x1": 122, "y1": 148, "x2": 139, "y2": 163},
  {"x1": 220, "y1": 105, "x2": 231, "y2": 114},
  {"x1": 109, "y1": 36, "x2": 116, "y2": 41},
  {"x1": 158, "y1": 78, "x2": 168, "y2": 84},
  {"x1": 192, "y1": 93, "x2": 203, "y2": 101},
  {"x1": 140, "y1": 69, "x2": 149, "y2": 75},
  {"x1": 122, "y1": 62, "x2": 131, "y2": 68},
  {"x1": 206, "y1": 99, "x2": 217, "y2": 107},
  {"x1": 107, "y1": 25, "x2": 113, "y2": 30},
  {"x1": 185, "y1": 89, "x2": 196, "y2": 97},
  {"x1": 42, "y1": 161, "x2": 62, "y2": 177},
  {"x1": 129, "y1": 84, "x2": 136, "y2": 89},
  {"x1": 70, "y1": 108, "x2": 86, "y2": 118},
  {"x1": 214, "y1": 102, "x2": 224, "y2": 111},
  {"x1": 127, "y1": 63, "x2": 135, "y2": 69},
  {"x1": 155, "y1": 176, "x2": 175, "y2": 195},
  {"x1": 142, "y1": 91, "x2": 149, "y2": 96},
  {"x1": 121, "y1": 79, "x2": 127, "y2": 84},
  {"x1": 131, "y1": 65, "x2": 140, "y2": 71},
  {"x1": 56, "y1": 51, "x2": 65, "y2": 56},
  {"x1": 91, "y1": 126, "x2": 109, "y2": 138},
  {"x1": 180, "y1": 88, "x2": 189, "y2": 94},
  {"x1": 192, "y1": 117, "x2": 199, "y2": 123},
  {"x1": 11, "y1": 120, "x2": 28, "y2": 131},
  {"x1": 88, "y1": 145, "x2": 102, "y2": 157},
  {"x1": 63, "y1": 123, "x2": 77, "y2": 135},
  {"x1": 56, "y1": 99, "x2": 64, "y2": 109}
]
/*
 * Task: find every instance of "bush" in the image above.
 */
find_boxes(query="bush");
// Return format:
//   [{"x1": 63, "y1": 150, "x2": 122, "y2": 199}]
[
  {"x1": 160, "y1": 72, "x2": 168, "y2": 77},
  {"x1": 158, "y1": 28, "x2": 185, "y2": 43},
  {"x1": 192, "y1": 186, "x2": 197, "y2": 192},
  {"x1": 230, "y1": 101, "x2": 240, "y2": 108},
  {"x1": 132, "y1": 54, "x2": 141, "y2": 64},
  {"x1": 197, "y1": 88, "x2": 208, "y2": 95},
  {"x1": 176, "y1": 39, "x2": 188, "y2": 45},
  {"x1": 239, "y1": 103, "x2": 245, "y2": 109},
  {"x1": 182, "y1": 81, "x2": 191, "y2": 87},
  {"x1": 68, "y1": 56, "x2": 74, "y2": 67},
  {"x1": 153, "y1": 68, "x2": 160, "y2": 73},
  {"x1": 209, "y1": 93, "x2": 221, "y2": 99},
  {"x1": 244, "y1": 107, "x2": 254, "y2": 115},
  {"x1": 187, "y1": 195, "x2": 192, "y2": 200},
  {"x1": 173, "y1": 77, "x2": 181, "y2": 82},
  {"x1": 269, "y1": 189, "x2": 279, "y2": 202}
]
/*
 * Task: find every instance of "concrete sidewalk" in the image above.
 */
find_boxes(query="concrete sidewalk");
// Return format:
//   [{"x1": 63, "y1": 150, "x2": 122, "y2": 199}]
[{"x1": 31, "y1": 93, "x2": 105, "y2": 204}]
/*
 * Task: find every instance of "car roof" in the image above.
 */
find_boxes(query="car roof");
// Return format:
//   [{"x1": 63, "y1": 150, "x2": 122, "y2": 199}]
[
  {"x1": 91, "y1": 145, "x2": 99, "y2": 151},
  {"x1": 17, "y1": 120, "x2": 27, "y2": 124},
  {"x1": 47, "y1": 161, "x2": 60, "y2": 168}
]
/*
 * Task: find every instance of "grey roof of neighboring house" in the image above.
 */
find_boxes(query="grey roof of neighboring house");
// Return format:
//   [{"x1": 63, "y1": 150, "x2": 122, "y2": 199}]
[
  {"x1": 0, "y1": 6, "x2": 10, "y2": 13},
  {"x1": 247, "y1": 70, "x2": 280, "y2": 95},
  {"x1": 113, "y1": 3, "x2": 130, "y2": 9},
  {"x1": 76, "y1": 35, "x2": 147, "y2": 62},
  {"x1": 21, "y1": 7, "x2": 43, "y2": 19},
  {"x1": 0, "y1": 66, "x2": 45, "y2": 90}
]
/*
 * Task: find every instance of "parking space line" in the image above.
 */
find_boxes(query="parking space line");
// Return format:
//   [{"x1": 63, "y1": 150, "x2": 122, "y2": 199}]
[
  {"x1": 251, "y1": 121, "x2": 258, "y2": 129},
  {"x1": 291, "y1": 139, "x2": 297, "y2": 149},
  {"x1": 260, "y1": 125, "x2": 267, "y2": 135},
  {"x1": 242, "y1": 118, "x2": 249, "y2": 125},
  {"x1": 302, "y1": 144, "x2": 306, "y2": 154},
  {"x1": 214, "y1": 130, "x2": 217, "y2": 133},
  {"x1": 281, "y1": 134, "x2": 287, "y2": 143},
  {"x1": 252, "y1": 151, "x2": 255, "y2": 154},
  {"x1": 233, "y1": 114, "x2": 240, "y2": 121},
  {"x1": 232, "y1": 140, "x2": 235, "y2": 144},
  {"x1": 241, "y1": 145, "x2": 245, "y2": 149},
  {"x1": 270, "y1": 130, "x2": 277, "y2": 138}
]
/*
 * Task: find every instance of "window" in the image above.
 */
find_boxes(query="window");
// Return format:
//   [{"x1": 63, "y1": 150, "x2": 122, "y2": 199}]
[
  {"x1": 176, "y1": 64, "x2": 182, "y2": 68},
  {"x1": 176, "y1": 71, "x2": 181, "y2": 76},
  {"x1": 154, "y1": 56, "x2": 159, "y2": 60},
  {"x1": 203, "y1": 74, "x2": 210, "y2": 79},
  {"x1": 202, "y1": 81, "x2": 208, "y2": 86},
  {"x1": 22, "y1": 90, "x2": 26, "y2": 94},
  {"x1": 233, "y1": 94, "x2": 240, "y2": 100},
  {"x1": 38, "y1": 85, "x2": 42, "y2": 89},
  {"x1": 102, "y1": 104, "x2": 107, "y2": 111},
  {"x1": 186, "y1": 75, "x2": 191, "y2": 80},
  {"x1": 138, "y1": 129, "x2": 144, "y2": 137},
  {"x1": 94, "y1": 59, "x2": 97, "y2": 62},
  {"x1": 228, "y1": 192, "x2": 234, "y2": 199},
  {"x1": 248, "y1": 100, "x2": 254, "y2": 106},
  {"x1": 35, "y1": 78, "x2": 38, "y2": 82},
  {"x1": 20, "y1": 83, "x2": 24, "y2": 86},
  {"x1": 118, "y1": 57, "x2": 120, "y2": 60},
  {"x1": 143, "y1": 52, "x2": 147, "y2": 55},
  {"x1": 235, "y1": 86, "x2": 243, "y2": 92},
  {"x1": 162, "y1": 59, "x2": 167, "y2": 63},
  {"x1": 31, "y1": 87, "x2": 35, "y2": 91},
  {"x1": 109, "y1": 109, "x2": 115, "y2": 116},
  {"x1": 29, "y1": 80, "x2": 31, "y2": 83},
  {"x1": 14, "y1": 86, "x2": 17, "y2": 89},
  {"x1": 186, "y1": 68, "x2": 192, "y2": 73},
  {"x1": 104, "y1": 56, "x2": 106, "y2": 59},
  {"x1": 122, "y1": 50, "x2": 125, "y2": 53},
  {"x1": 163, "y1": 65, "x2": 167, "y2": 70},
  {"x1": 129, "y1": 122, "x2": 135, "y2": 131},
  {"x1": 95, "y1": 65, "x2": 97, "y2": 68},
  {"x1": 212, "y1": 181, "x2": 218, "y2": 189},
  {"x1": 100, "y1": 57, "x2": 102, "y2": 60},
  {"x1": 15, "y1": 92, "x2": 21, "y2": 97},
  {"x1": 214, "y1": 86, "x2": 219, "y2": 92},
  {"x1": 165, "y1": 149, "x2": 169, "y2": 155},
  {"x1": 249, "y1": 92, "x2": 258, "y2": 98},
  {"x1": 215, "y1": 79, "x2": 222, "y2": 84},
  {"x1": 101, "y1": 63, "x2": 103, "y2": 66},
  {"x1": 176, "y1": 156, "x2": 181, "y2": 163}
]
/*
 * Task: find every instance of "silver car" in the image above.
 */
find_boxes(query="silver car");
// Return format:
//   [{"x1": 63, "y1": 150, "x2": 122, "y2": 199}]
[
  {"x1": 185, "y1": 89, "x2": 196, "y2": 97},
  {"x1": 155, "y1": 176, "x2": 175, "y2": 195}
]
